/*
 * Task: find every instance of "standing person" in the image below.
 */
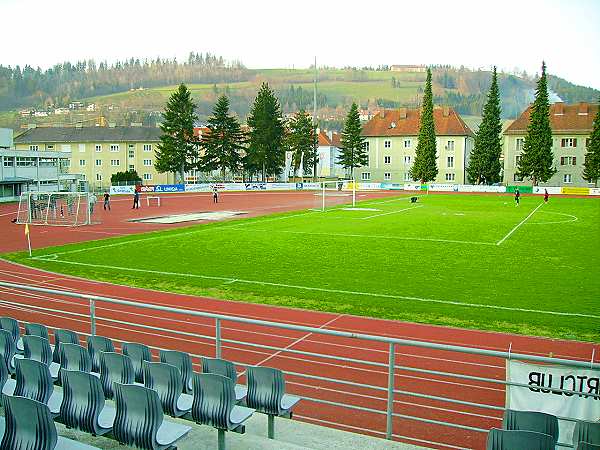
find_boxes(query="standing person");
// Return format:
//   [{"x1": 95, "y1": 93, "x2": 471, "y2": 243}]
[
  {"x1": 514, "y1": 188, "x2": 520, "y2": 206},
  {"x1": 103, "y1": 191, "x2": 111, "y2": 210},
  {"x1": 212, "y1": 186, "x2": 219, "y2": 204},
  {"x1": 543, "y1": 188, "x2": 549, "y2": 203},
  {"x1": 89, "y1": 192, "x2": 97, "y2": 215},
  {"x1": 132, "y1": 184, "x2": 141, "y2": 209}
]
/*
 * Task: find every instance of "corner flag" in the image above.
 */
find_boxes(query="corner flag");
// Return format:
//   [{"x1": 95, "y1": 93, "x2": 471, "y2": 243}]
[{"x1": 25, "y1": 223, "x2": 32, "y2": 257}]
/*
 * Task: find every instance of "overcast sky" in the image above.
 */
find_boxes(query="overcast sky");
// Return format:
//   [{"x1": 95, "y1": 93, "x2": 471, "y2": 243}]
[{"x1": 2, "y1": 0, "x2": 599, "y2": 89}]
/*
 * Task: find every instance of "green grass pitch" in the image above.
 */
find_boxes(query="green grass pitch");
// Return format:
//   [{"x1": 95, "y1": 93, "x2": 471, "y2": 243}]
[{"x1": 6, "y1": 194, "x2": 600, "y2": 342}]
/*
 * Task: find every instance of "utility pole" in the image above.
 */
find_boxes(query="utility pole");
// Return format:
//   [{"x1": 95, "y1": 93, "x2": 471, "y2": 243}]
[{"x1": 313, "y1": 56, "x2": 318, "y2": 181}]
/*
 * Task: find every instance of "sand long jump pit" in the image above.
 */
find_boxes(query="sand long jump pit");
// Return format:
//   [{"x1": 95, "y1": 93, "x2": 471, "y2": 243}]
[{"x1": 130, "y1": 211, "x2": 248, "y2": 224}]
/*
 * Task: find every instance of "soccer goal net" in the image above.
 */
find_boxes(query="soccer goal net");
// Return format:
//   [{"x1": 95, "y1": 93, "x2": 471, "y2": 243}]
[
  {"x1": 16, "y1": 192, "x2": 92, "y2": 226},
  {"x1": 312, "y1": 181, "x2": 356, "y2": 211}
]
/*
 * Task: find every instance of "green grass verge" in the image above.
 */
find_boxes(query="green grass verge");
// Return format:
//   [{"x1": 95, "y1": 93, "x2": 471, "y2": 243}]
[{"x1": 4, "y1": 194, "x2": 600, "y2": 342}]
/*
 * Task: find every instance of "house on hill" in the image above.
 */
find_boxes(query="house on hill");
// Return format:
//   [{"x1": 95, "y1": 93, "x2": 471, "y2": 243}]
[
  {"x1": 503, "y1": 102, "x2": 598, "y2": 187},
  {"x1": 360, "y1": 107, "x2": 474, "y2": 184},
  {"x1": 316, "y1": 130, "x2": 345, "y2": 178},
  {"x1": 390, "y1": 65, "x2": 426, "y2": 73}
]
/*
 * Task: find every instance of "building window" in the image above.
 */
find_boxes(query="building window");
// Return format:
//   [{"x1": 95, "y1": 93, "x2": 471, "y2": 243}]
[
  {"x1": 384, "y1": 156, "x2": 391, "y2": 164},
  {"x1": 445, "y1": 173, "x2": 455, "y2": 181},
  {"x1": 560, "y1": 156, "x2": 577, "y2": 165},
  {"x1": 78, "y1": 144, "x2": 86, "y2": 153},
  {"x1": 143, "y1": 144, "x2": 152, "y2": 152},
  {"x1": 384, "y1": 172, "x2": 391, "y2": 180},
  {"x1": 95, "y1": 145, "x2": 102, "y2": 153},
  {"x1": 404, "y1": 172, "x2": 412, "y2": 181},
  {"x1": 46, "y1": 145, "x2": 54, "y2": 150},
  {"x1": 3, "y1": 158, "x2": 15, "y2": 167},
  {"x1": 29, "y1": 145, "x2": 39, "y2": 151},
  {"x1": 39, "y1": 158, "x2": 56, "y2": 167},
  {"x1": 129, "y1": 144, "x2": 135, "y2": 149},
  {"x1": 447, "y1": 156, "x2": 454, "y2": 168},
  {"x1": 95, "y1": 159, "x2": 102, "y2": 166},
  {"x1": 143, "y1": 173, "x2": 153, "y2": 181},
  {"x1": 363, "y1": 142, "x2": 369, "y2": 152},
  {"x1": 128, "y1": 164, "x2": 135, "y2": 170},
  {"x1": 79, "y1": 159, "x2": 86, "y2": 166},
  {"x1": 446, "y1": 140, "x2": 455, "y2": 151},
  {"x1": 143, "y1": 159, "x2": 152, "y2": 166},
  {"x1": 404, "y1": 156, "x2": 411, "y2": 164},
  {"x1": 96, "y1": 173, "x2": 102, "y2": 181},
  {"x1": 404, "y1": 139, "x2": 411, "y2": 148},
  {"x1": 110, "y1": 159, "x2": 120, "y2": 167},
  {"x1": 128, "y1": 150, "x2": 135, "y2": 158},
  {"x1": 384, "y1": 140, "x2": 391, "y2": 148},
  {"x1": 16, "y1": 157, "x2": 36, "y2": 167},
  {"x1": 563, "y1": 174, "x2": 572, "y2": 183},
  {"x1": 62, "y1": 160, "x2": 70, "y2": 168},
  {"x1": 516, "y1": 138, "x2": 524, "y2": 152},
  {"x1": 561, "y1": 138, "x2": 577, "y2": 148},
  {"x1": 515, "y1": 155, "x2": 522, "y2": 165},
  {"x1": 514, "y1": 173, "x2": 523, "y2": 182},
  {"x1": 110, "y1": 144, "x2": 120, "y2": 152},
  {"x1": 361, "y1": 172, "x2": 370, "y2": 181}
]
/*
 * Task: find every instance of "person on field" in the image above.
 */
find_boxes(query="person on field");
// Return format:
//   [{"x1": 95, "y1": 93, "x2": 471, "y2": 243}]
[
  {"x1": 544, "y1": 188, "x2": 549, "y2": 203},
  {"x1": 514, "y1": 188, "x2": 520, "y2": 206},
  {"x1": 103, "y1": 191, "x2": 111, "y2": 210},
  {"x1": 212, "y1": 186, "x2": 219, "y2": 204},
  {"x1": 89, "y1": 193, "x2": 97, "y2": 215},
  {"x1": 132, "y1": 184, "x2": 141, "y2": 209}
]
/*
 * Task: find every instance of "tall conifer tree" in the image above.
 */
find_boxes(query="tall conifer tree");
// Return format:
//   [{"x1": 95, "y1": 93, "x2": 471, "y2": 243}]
[
  {"x1": 337, "y1": 102, "x2": 367, "y2": 178},
  {"x1": 286, "y1": 109, "x2": 316, "y2": 177},
  {"x1": 467, "y1": 67, "x2": 502, "y2": 184},
  {"x1": 517, "y1": 62, "x2": 556, "y2": 185},
  {"x1": 412, "y1": 68, "x2": 438, "y2": 182},
  {"x1": 583, "y1": 99, "x2": 600, "y2": 187}
]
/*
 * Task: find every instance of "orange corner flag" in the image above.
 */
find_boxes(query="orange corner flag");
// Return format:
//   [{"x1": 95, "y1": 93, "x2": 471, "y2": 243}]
[{"x1": 25, "y1": 223, "x2": 29, "y2": 235}]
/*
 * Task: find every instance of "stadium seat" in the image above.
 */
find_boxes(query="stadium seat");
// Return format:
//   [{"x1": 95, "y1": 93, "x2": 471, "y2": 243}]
[
  {"x1": 0, "y1": 357, "x2": 13, "y2": 399},
  {"x1": 112, "y1": 382, "x2": 191, "y2": 450},
  {"x1": 0, "y1": 395, "x2": 101, "y2": 450},
  {"x1": 486, "y1": 428, "x2": 555, "y2": 450},
  {"x1": 0, "y1": 317, "x2": 23, "y2": 354},
  {"x1": 60, "y1": 369, "x2": 115, "y2": 436},
  {"x1": 202, "y1": 357, "x2": 248, "y2": 401},
  {"x1": 142, "y1": 361, "x2": 193, "y2": 417},
  {"x1": 573, "y1": 420, "x2": 600, "y2": 446},
  {"x1": 99, "y1": 351, "x2": 134, "y2": 399},
  {"x1": 22, "y1": 335, "x2": 60, "y2": 380},
  {"x1": 0, "y1": 329, "x2": 16, "y2": 374},
  {"x1": 159, "y1": 349, "x2": 193, "y2": 393},
  {"x1": 502, "y1": 409, "x2": 559, "y2": 443},
  {"x1": 191, "y1": 373, "x2": 254, "y2": 450},
  {"x1": 11, "y1": 358, "x2": 63, "y2": 416},
  {"x1": 577, "y1": 443, "x2": 600, "y2": 450},
  {"x1": 52, "y1": 329, "x2": 80, "y2": 363},
  {"x1": 58, "y1": 343, "x2": 94, "y2": 385},
  {"x1": 122, "y1": 341, "x2": 152, "y2": 383},
  {"x1": 246, "y1": 366, "x2": 301, "y2": 439},
  {"x1": 86, "y1": 335, "x2": 115, "y2": 373},
  {"x1": 25, "y1": 322, "x2": 50, "y2": 340}
]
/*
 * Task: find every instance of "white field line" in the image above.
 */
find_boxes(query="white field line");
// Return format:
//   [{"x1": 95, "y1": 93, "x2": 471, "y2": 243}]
[
  {"x1": 358, "y1": 194, "x2": 424, "y2": 206},
  {"x1": 238, "y1": 228, "x2": 495, "y2": 246},
  {"x1": 361, "y1": 204, "x2": 423, "y2": 220},
  {"x1": 496, "y1": 202, "x2": 544, "y2": 246},
  {"x1": 528, "y1": 211, "x2": 578, "y2": 225},
  {"x1": 28, "y1": 257, "x2": 600, "y2": 319}
]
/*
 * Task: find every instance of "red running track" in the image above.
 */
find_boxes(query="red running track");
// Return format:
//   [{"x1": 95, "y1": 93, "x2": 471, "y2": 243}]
[{"x1": 0, "y1": 191, "x2": 597, "y2": 450}]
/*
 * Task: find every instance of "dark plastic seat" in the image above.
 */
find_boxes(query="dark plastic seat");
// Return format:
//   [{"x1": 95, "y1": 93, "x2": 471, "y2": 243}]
[
  {"x1": 87, "y1": 335, "x2": 115, "y2": 373},
  {"x1": 0, "y1": 329, "x2": 16, "y2": 374},
  {"x1": 143, "y1": 361, "x2": 193, "y2": 417},
  {"x1": 99, "y1": 351, "x2": 134, "y2": 399},
  {"x1": 60, "y1": 369, "x2": 115, "y2": 436},
  {"x1": 192, "y1": 373, "x2": 254, "y2": 450},
  {"x1": 246, "y1": 366, "x2": 301, "y2": 439},
  {"x1": 578, "y1": 443, "x2": 600, "y2": 450},
  {"x1": 52, "y1": 329, "x2": 80, "y2": 363},
  {"x1": 502, "y1": 409, "x2": 559, "y2": 443},
  {"x1": 58, "y1": 343, "x2": 93, "y2": 385},
  {"x1": 112, "y1": 382, "x2": 191, "y2": 450},
  {"x1": 21, "y1": 335, "x2": 60, "y2": 380},
  {"x1": 573, "y1": 420, "x2": 600, "y2": 446},
  {"x1": 486, "y1": 428, "x2": 555, "y2": 450},
  {"x1": 202, "y1": 357, "x2": 247, "y2": 401},
  {"x1": 159, "y1": 349, "x2": 193, "y2": 393},
  {"x1": 0, "y1": 358, "x2": 12, "y2": 399},
  {"x1": 25, "y1": 322, "x2": 50, "y2": 340},
  {"x1": 122, "y1": 342, "x2": 152, "y2": 383},
  {"x1": 0, "y1": 317, "x2": 22, "y2": 354}
]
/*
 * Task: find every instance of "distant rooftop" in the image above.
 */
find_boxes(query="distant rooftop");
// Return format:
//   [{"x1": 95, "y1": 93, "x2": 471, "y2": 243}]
[
  {"x1": 14, "y1": 126, "x2": 162, "y2": 144},
  {"x1": 504, "y1": 102, "x2": 598, "y2": 134}
]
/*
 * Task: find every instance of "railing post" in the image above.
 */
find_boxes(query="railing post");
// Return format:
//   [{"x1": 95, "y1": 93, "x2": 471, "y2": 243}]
[
  {"x1": 386, "y1": 342, "x2": 395, "y2": 440},
  {"x1": 215, "y1": 317, "x2": 222, "y2": 358},
  {"x1": 89, "y1": 298, "x2": 96, "y2": 336}
]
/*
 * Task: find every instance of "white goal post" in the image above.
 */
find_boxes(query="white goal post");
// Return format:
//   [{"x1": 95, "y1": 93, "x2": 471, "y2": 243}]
[
  {"x1": 313, "y1": 180, "x2": 356, "y2": 211},
  {"x1": 16, "y1": 192, "x2": 93, "y2": 226}
]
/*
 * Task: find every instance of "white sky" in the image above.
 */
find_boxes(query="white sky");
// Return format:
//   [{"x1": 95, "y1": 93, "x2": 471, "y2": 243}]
[{"x1": 2, "y1": 0, "x2": 599, "y2": 89}]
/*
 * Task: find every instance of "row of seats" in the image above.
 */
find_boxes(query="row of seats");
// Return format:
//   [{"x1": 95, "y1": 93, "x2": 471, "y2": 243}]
[
  {"x1": 486, "y1": 409, "x2": 600, "y2": 450},
  {"x1": 0, "y1": 317, "x2": 301, "y2": 450}
]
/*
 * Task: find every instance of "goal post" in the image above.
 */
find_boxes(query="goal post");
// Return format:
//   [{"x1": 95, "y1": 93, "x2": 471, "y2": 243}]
[
  {"x1": 16, "y1": 192, "x2": 93, "y2": 226},
  {"x1": 313, "y1": 180, "x2": 356, "y2": 211}
]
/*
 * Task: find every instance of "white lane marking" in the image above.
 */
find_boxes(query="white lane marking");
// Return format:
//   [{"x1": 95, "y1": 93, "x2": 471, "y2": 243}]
[
  {"x1": 361, "y1": 204, "x2": 424, "y2": 220},
  {"x1": 27, "y1": 258, "x2": 600, "y2": 319},
  {"x1": 496, "y1": 202, "x2": 544, "y2": 246}
]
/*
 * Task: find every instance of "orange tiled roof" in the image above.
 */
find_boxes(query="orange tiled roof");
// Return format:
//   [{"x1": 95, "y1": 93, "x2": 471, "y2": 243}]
[
  {"x1": 361, "y1": 107, "x2": 474, "y2": 137},
  {"x1": 317, "y1": 130, "x2": 343, "y2": 147},
  {"x1": 504, "y1": 102, "x2": 598, "y2": 135}
]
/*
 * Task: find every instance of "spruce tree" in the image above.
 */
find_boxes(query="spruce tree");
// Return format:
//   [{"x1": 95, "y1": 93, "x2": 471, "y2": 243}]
[
  {"x1": 199, "y1": 95, "x2": 246, "y2": 180},
  {"x1": 337, "y1": 102, "x2": 367, "y2": 178},
  {"x1": 467, "y1": 67, "x2": 502, "y2": 184},
  {"x1": 412, "y1": 67, "x2": 438, "y2": 182},
  {"x1": 582, "y1": 99, "x2": 600, "y2": 187},
  {"x1": 517, "y1": 62, "x2": 556, "y2": 185},
  {"x1": 155, "y1": 84, "x2": 198, "y2": 183},
  {"x1": 286, "y1": 110, "x2": 316, "y2": 177},
  {"x1": 246, "y1": 82, "x2": 285, "y2": 181}
]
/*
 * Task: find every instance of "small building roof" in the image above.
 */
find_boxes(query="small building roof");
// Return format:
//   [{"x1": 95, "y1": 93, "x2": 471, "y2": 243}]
[
  {"x1": 504, "y1": 102, "x2": 598, "y2": 135},
  {"x1": 14, "y1": 126, "x2": 162, "y2": 144},
  {"x1": 0, "y1": 177, "x2": 33, "y2": 185}
]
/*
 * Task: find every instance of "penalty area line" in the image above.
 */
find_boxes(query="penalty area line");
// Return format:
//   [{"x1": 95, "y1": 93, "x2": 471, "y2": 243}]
[
  {"x1": 496, "y1": 202, "x2": 544, "y2": 246},
  {"x1": 28, "y1": 257, "x2": 600, "y2": 320}
]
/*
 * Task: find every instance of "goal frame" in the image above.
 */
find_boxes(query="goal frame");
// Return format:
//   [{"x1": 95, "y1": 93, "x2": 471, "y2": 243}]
[{"x1": 16, "y1": 192, "x2": 92, "y2": 227}]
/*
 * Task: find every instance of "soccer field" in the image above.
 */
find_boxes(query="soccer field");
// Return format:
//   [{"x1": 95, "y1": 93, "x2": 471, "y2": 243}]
[{"x1": 6, "y1": 193, "x2": 600, "y2": 342}]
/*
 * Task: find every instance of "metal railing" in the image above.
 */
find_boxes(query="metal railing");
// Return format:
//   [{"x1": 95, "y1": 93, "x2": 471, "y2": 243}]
[{"x1": 0, "y1": 280, "x2": 597, "y2": 449}]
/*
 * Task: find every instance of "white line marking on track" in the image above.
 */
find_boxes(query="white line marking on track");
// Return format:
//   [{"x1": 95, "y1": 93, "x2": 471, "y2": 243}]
[
  {"x1": 28, "y1": 258, "x2": 600, "y2": 319},
  {"x1": 496, "y1": 202, "x2": 544, "y2": 245},
  {"x1": 361, "y1": 204, "x2": 423, "y2": 220}
]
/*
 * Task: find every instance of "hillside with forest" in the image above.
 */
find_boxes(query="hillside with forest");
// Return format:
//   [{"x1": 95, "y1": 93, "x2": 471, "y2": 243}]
[{"x1": 0, "y1": 53, "x2": 598, "y2": 131}]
